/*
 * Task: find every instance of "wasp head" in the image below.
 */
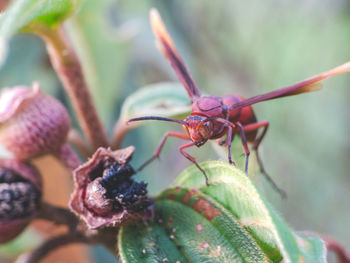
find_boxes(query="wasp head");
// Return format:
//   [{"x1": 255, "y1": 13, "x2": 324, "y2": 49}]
[{"x1": 183, "y1": 115, "x2": 213, "y2": 147}]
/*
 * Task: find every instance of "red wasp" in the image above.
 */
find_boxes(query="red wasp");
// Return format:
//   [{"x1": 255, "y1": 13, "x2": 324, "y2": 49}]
[{"x1": 128, "y1": 9, "x2": 350, "y2": 197}]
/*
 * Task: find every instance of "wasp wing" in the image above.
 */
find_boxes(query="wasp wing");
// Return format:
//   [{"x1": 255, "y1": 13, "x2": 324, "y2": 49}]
[
  {"x1": 150, "y1": 9, "x2": 201, "y2": 100},
  {"x1": 229, "y1": 62, "x2": 350, "y2": 110}
]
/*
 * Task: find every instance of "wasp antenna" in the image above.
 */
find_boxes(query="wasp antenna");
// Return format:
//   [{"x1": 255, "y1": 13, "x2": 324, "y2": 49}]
[
  {"x1": 323, "y1": 61, "x2": 350, "y2": 78},
  {"x1": 127, "y1": 116, "x2": 189, "y2": 127}
]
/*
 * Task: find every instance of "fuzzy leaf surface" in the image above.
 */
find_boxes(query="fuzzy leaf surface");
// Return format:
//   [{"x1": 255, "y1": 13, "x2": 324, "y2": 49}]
[
  {"x1": 119, "y1": 187, "x2": 268, "y2": 263},
  {"x1": 172, "y1": 161, "x2": 327, "y2": 263},
  {"x1": 120, "y1": 82, "x2": 191, "y2": 124},
  {"x1": 118, "y1": 161, "x2": 327, "y2": 262}
]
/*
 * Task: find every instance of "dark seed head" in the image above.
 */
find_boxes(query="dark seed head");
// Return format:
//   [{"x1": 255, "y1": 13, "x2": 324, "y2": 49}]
[
  {"x1": 69, "y1": 147, "x2": 152, "y2": 229},
  {"x1": 0, "y1": 160, "x2": 42, "y2": 244},
  {"x1": 0, "y1": 167, "x2": 23, "y2": 183},
  {"x1": 99, "y1": 163, "x2": 147, "y2": 208},
  {"x1": 0, "y1": 182, "x2": 40, "y2": 220}
]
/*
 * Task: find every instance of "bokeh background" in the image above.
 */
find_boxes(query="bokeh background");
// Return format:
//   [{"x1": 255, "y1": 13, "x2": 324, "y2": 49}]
[{"x1": 0, "y1": 0, "x2": 349, "y2": 262}]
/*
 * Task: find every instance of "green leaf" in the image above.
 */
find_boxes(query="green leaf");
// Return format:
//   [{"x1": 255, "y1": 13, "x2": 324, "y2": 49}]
[
  {"x1": 0, "y1": 0, "x2": 83, "y2": 66},
  {"x1": 120, "y1": 82, "x2": 191, "y2": 123},
  {"x1": 173, "y1": 161, "x2": 283, "y2": 262},
  {"x1": 265, "y1": 201, "x2": 326, "y2": 262},
  {"x1": 0, "y1": 228, "x2": 42, "y2": 258},
  {"x1": 119, "y1": 187, "x2": 269, "y2": 263},
  {"x1": 118, "y1": 161, "x2": 327, "y2": 263},
  {"x1": 172, "y1": 161, "x2": 326, "y2": 263},
  {"x1": 295, "y1": 233, "x2": 326, "y2": 263}
]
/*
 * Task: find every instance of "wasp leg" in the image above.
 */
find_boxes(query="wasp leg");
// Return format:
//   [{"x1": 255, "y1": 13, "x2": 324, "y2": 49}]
[
  {"x1": 225, "y1": 126, "x2": 236, "y2": 166},
  {"x1": 243, "y1": 121, "x2": 287, "y2": 198},
  {"x1": 217, "y1": 136, "x2": 227, "y2": 146},
  {"x1": 235, "y1": 122, "x2": 250, "y2": 174},
  {"x1": 137, "y1": 131, "x2": 190, "y2": 172},
  {"x1": 179, "y1": 142, "x2": 209, "y2": 186}
]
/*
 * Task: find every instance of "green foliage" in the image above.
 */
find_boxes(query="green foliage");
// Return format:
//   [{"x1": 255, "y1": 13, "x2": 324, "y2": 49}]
[
  {"x1": 0, "y1": 0, "x2": 83, "y2": 64},
  {"x1": 118, "y1": 162, "x2": 326, "y2": 262},
  {"x1": 0, "y1": 229, "x2": 42, "y2": 258},
  {"x1": 119, "y1": 82, "x2": 191, "y2": 123}
]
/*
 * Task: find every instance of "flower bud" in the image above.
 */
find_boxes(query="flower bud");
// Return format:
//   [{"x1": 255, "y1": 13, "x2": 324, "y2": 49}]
[
  {"x1": 0, "y1": 82, "x2": 71, "y2": 159},
  {"x1": 69, "y1": 146, "x2": 151, "y2": 229},
  {"x1": 0, "y1": 159, "x2": 42, "y2": 243}
]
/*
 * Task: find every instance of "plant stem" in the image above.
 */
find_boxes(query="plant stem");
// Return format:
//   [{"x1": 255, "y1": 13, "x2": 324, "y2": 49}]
[
  {"x1": 14, "y1": 232, "x2": 90, "y2": 263},
  {"x1": 112, "y1": 118, "x2": 133, "y2": 149},
  {"x1": 68, "y1": 129, "x2": 91, "y2": 158},
  {"x1": 37, "y1": 25, "x2": 109, "y2": 151},
  {"x1": 38, "y1": 202, "x2": 79, "y2": 231},
  {"x1": 54, "y1": 143, "x2": 82, "y2": 171},
  {"x1": 15, "y1": 219, "x2": 118, "y2": 263},
  {"x1": 323, "y1": 236, "x2": 350, "y2": 263}
]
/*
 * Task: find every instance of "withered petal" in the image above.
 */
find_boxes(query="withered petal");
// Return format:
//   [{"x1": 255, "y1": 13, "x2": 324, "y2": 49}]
[{"x1": 69, "y1": 146, "x2": 140, "y2": 229}]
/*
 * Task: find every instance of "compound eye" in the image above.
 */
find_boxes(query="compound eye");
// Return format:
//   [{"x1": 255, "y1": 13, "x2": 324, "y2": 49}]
[
  {"x1": 199, "y1": 121, "x2": 212, "y2": 139},
  {"x1": 182, "y1": 125, "x2": 190, "y2": 137}
]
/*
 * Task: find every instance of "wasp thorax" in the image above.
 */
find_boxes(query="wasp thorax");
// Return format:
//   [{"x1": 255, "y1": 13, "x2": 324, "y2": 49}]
[
  {"x1": 0, "y1": 160, "x2": 42, "y2": 244},
  {"x1": 69, "y1": 147, "x2": 151, "y2": 229},
  {"x1": 0, "y1": 82, "x2": 71, "y2": 160}
]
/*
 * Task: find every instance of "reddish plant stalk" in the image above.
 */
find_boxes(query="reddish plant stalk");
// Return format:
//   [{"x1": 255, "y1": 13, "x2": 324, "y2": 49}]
[
  {"x1": 112, "y1": 118, "x2": 133, "y2": 149},
  {"x1": 38, "y1": 202, "x2": 79, "y2": 231},
  {"x1": 55, "y1": 143, "x2": 82, "y2": 171},
  {"x1": 14, "y1": 232, "x2": 91, "y2": 263},
  {"x1": 324, "y1": 237, "x2": 350, "y2": 263},
  {"x1": 67, "y1": 129, "x2": 91, "y2": 158},
  {"x1": 37, "y1": 26, "x2": 109, "y2": 151}
]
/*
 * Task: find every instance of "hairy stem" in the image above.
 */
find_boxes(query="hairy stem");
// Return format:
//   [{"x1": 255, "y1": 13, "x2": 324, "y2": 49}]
[
  {"x1": 112, "y1": 118, "x2": 133, "y2": 149},
  {"x1": 38, "y1": 202, "x2": 79, "y2": 231},
  {"x1": 37, "y1": 25, "x2": 109, "y2": 151},
  {"x1": 54, "y1": 143, "x2": 82, "y2": 170},
  {"x1": 15, "y1": 218, "x2": 118, "y2": 263},
  {"x1": 15, "y1": 232, "x2": 90, "y2": 263},
  {"x1": 323, "y1": 236, "x2": 350, "y2": 263},
  {"x1": 68, "y1": 129, "x2": 91, "y2": 158}
]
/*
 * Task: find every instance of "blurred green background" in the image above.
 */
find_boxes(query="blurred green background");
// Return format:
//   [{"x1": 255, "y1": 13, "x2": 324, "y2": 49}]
[{"x1": 1, "y1": 0, "x2": 349, "y2": 262}]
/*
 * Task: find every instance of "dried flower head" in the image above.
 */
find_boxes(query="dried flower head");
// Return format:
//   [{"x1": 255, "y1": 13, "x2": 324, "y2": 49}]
[
  {"x1": 69, "y1": 146, "x2": 151, "y2": 229},
  {"x1": 0, "y1": 159, "x2": 42, "y2": 243},
  {"x1": 0, "y1": 82, "x2": 71, "y2": 159}
]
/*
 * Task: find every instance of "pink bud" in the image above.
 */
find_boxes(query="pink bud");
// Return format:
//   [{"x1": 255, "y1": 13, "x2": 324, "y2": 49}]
[{"x1": 0, "y1": 82, "x2": 71, "y2": 159}]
